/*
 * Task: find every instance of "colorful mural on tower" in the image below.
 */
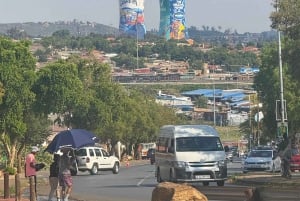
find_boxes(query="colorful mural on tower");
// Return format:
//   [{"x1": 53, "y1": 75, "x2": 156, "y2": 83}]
[
  {"x1": 119, "y1": 0, "x2": 146, "y2": 39},
  {"x1": 159, "y1": 0, "x2": 171, "y2": 40},
  {"x1": 159, "y1": 0, "x2": 187, "y2": 40}
]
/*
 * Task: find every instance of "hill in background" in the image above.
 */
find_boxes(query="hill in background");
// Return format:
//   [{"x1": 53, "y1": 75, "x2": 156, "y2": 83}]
[
  {"x1": 0, "y1": 20, "x2": 119, "y2": 37},
  {"x1": 0, "y1": 20, "x2": 277, "y2": 43}
]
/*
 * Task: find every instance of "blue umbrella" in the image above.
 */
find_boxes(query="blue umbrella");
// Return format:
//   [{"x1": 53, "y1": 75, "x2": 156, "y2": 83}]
[{"x1": 45, "y1": 129, "x2": 99, "y2": 153}]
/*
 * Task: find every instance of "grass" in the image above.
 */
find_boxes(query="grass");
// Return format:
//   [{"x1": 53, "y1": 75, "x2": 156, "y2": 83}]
[{"x1": 216, "y1": 126, "x2": 243, "y2": 142}]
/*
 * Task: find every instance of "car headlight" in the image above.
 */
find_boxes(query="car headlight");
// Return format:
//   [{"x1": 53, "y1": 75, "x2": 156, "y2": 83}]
[
  {"x1": 218, "y1": 160, "x2": 226, "y2": 167},
  {"x1": 172, "y1": 161, "x2": 188, "y2": 168},
  {"x1": 244, "y1": 161, "x2": 248, "y2": 165}
]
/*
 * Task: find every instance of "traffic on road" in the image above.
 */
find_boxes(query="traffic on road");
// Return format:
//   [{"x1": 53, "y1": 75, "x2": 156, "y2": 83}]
[{"x1": 48, "y1": 155, "x2": 298, "y2": 201}]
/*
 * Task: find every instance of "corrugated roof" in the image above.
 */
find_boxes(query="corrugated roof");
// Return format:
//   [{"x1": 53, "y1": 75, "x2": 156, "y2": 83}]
[
  {"x1": 181, "y1": 89, "x2": 222, "y2": 96},
  {"x1": 181, "y1": 89, "x2": 246, "y2": 102}
]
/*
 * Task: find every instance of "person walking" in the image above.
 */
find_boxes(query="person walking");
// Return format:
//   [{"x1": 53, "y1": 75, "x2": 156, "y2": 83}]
[
  {"x1": 48, "y1": 154, "x2": 61, "y2": 201},
  {"x1": 58, "y1": 147, "x2": 74, "y2": 201},
  {"x1": 25, "y1": 146, "x2": 40, "y2": 199}
]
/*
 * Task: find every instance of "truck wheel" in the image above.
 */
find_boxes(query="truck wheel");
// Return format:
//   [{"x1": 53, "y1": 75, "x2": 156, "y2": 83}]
[
  {"x1": 217, "y1": 180, "x2": 225, "y2": 186},
  {"x1": 113, "y1": 162, "x2": 119, "y2": 174},
  {"x1": 156, "y1": 169, "x2": 162, "y2": 183},
  {"x1": 90, "y1": 164, "x2": 98, "y2": 175},
  {"x1": 203, "y1": 181, "x2": 209, "y2": 186},
  {"x1": 70, "y1": 169, "x2": 77, "y2": 176}
]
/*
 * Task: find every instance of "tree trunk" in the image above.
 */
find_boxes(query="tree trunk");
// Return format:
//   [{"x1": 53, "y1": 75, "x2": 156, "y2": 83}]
[
  {"x1": 7, "y1": 145, "x2": 16, "y2": 168},
  {"x1": 17, "y1": 144, "x2": 25, "y2": 174}
]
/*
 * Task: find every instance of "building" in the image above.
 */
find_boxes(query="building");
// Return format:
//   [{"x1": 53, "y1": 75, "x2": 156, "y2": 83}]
[{"x1": 155, "y1": 91, "x2": 194, "y2": 114}]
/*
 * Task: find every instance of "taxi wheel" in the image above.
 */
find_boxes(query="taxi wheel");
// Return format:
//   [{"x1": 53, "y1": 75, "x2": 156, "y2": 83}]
[
  {"x1": 217, "y1": 180, "x2": 225, "y2": 186},
  {"x1": 203, "y1": 181, "x2": 209, "y2": 186}
]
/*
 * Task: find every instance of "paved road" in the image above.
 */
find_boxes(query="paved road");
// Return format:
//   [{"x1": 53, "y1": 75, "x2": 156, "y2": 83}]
[{"x1": 3, "y1": 159, "x2": 300, "y2": 201}]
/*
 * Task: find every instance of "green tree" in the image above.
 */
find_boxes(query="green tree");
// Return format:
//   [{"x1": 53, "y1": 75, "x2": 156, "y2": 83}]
[
  {"x1": 262, "y1": 0, "x2": 300, "y2": 134},
  {"x1": 33, "y1": 60, "x2": 84, "y2": 128},
  {"x1": 0, "y1": 37, "x2": 42, "y2": 170}
]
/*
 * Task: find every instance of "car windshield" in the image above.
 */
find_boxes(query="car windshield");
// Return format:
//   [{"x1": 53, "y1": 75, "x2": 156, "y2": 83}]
[
  {"x1": 249, "y1": 150, "x2": 272, "y2": 158},
  {"x1": 176, "y1": 136, "x2": 223, "y2": 152}
]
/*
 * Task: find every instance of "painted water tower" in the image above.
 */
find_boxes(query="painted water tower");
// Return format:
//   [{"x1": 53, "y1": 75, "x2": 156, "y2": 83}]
[
  {"x1": 159, "y1": 0, "x2": 188, "y2": 40},
  {"x1": 119, "y1": 0, "x2": 146, "y2": 39}
]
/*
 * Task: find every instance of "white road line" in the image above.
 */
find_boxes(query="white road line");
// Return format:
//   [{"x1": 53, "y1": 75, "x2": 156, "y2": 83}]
[{"x1": 137, "y1": 172, "x2": 153, "y2": 186}]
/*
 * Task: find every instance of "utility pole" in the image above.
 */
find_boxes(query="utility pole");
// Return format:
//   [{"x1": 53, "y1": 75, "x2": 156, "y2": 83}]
[
  {"x1": 249, "y1": 94, "x2": 252, "y2": 151},
  {"x1": 136, "y1": 23, "x2": 139, "y2": 70},
  {"x1": 276, "y1": 0, "x2": 288, "y2": 138}
]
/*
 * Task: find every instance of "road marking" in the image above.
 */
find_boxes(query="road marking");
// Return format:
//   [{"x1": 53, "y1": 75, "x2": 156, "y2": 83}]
[{"x1": 137, "y1": 172, "x2": 153, "y2": 186}]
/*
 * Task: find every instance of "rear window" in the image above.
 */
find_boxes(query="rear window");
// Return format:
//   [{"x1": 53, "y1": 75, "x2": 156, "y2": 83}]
[
  {"x1": 249, "y1": 150, "x2": 272, "y2": 158},
  {"x1": 75, "y1": 149, "x2": 87, "y2": 156}
]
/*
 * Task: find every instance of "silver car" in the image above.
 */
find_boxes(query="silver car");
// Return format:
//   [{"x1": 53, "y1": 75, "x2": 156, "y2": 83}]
[{"x1": 242, "y1": 148, "x2": 281, "y2": 173}]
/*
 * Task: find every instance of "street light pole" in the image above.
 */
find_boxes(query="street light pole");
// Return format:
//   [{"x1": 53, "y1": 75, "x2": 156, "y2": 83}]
[
  {"x1": 276, "y1": 0, "x2": 287, "y2": 137},
  {"x1": 277, "y1": 14, "x2": 285, "y2": 125},
  {"x1": 136, "y1": 24, "x2": 139, "y2": 70},
  {"x1": 135, "y1": 12, "x2": 139, "y2": 71},
  {"x1": 213, "y1": 66, "x2": 216, "y2": 126}
]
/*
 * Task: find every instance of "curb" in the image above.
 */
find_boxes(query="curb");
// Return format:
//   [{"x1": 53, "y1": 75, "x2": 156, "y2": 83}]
[{"x1": 230, "y1": 174, "x2": 300, "y2": 188}]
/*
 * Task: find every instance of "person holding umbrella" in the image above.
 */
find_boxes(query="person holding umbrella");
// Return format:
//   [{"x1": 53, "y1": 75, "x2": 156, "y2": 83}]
[{"x1": 58, "y1": 147, "x2": 75, "y2": 201}]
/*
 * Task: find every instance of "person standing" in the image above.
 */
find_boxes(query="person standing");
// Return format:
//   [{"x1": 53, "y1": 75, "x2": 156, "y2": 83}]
[
  {"x1": 48, "y1": 154, "x2": 61, "y2": 201},
  {"x1": 281, "y1": 140, "x2": 292, "y2": 178},
  {"x1": 278, "y1": 133, "x2": 292, "y2": 178},
  {"x1": 58, "y1": 147, "x2": 74, "y2": 201},
  {"x1": 25, "y1": 146, "x2": 39, "y2": 199}
]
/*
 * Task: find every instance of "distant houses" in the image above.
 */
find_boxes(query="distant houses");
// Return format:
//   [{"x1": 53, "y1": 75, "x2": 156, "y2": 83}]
[{"x1": 156, "y1": 89, "x2": 257, "y2": 126}]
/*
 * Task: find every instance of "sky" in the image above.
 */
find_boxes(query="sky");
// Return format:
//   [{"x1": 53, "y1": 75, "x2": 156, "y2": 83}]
[{"x1": 0, "y1": 0, "x2": 274, "y2": 33}]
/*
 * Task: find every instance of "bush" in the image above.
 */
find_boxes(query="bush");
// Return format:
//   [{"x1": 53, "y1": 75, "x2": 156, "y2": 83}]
[{"x1": 4, "y1": 166, "x2": 16, "y2": 175}]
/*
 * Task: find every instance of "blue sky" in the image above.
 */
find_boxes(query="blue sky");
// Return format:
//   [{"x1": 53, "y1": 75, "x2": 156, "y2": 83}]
[{"x1": 0, "y1": 0, "x2": 274, "y2": 33}]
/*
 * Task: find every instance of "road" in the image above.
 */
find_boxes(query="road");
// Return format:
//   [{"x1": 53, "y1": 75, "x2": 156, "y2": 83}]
[
  {"x1": 31, "y1": 157, "x2": 300, "y2": 201},
  {"x1": 71, "y1": 163, "x2": 156, "y2": 201},
  {"x1": 69, "y1": 158, "x2": 249, "y2": 201},
  {"x1": 120, "y1": 79, "x2": 253, "y2": 87}
]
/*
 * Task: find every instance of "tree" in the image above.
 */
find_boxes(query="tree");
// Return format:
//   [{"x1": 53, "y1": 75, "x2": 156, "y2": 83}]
[
  {"x1": 0, "y1": 37, "x2": 42, "y2": 170},
  {"x1": 266, "y1": 0, "x2": 300, "y2": 134},
  {"x1": 33, "y1": 59, "x2": 85, "y2": 128}
]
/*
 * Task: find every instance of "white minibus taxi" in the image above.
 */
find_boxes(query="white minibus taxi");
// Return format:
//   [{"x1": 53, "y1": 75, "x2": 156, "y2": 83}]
[{"x1": 155, "y1": 125, "x2": 227, "y2": 186}]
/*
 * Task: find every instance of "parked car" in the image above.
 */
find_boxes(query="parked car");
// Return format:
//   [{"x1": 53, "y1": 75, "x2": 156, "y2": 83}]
[
  {"x1": 75, "y1": 146, "x2": 120, "y2": 175},
  {"x1": 290, "y1": 149, "x2": 300, "y2": 172},
  {"x1": 242, "y1": 147, "x2": 281, "y2": 173},
  {"x1": 147, "y1": 148, "x2": 155, "y2": 165}
]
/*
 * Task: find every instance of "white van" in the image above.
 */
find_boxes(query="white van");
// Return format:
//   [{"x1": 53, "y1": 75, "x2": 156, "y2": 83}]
[{"x1": 155, "y1": 125, "x2": 227, "y2": 186}]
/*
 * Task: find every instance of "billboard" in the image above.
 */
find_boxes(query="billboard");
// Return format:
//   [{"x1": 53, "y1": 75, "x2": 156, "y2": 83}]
[
  {"x1": 119, "y1": 0, "x2": 146, "y2": 39},
  {"x1": 159, "y1": 0, "x2": 187, "y2": 40}
]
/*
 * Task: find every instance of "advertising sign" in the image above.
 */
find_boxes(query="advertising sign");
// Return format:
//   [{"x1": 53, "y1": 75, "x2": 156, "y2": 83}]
[{"x1": 277, "y1": 122, "x2": 288, "y2": 137}]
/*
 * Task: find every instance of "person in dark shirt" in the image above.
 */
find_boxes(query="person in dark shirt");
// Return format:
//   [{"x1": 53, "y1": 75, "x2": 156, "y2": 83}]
[
  {"x1": 278, "y1": 133, "x2": 292, "y2": 178},
  {"x1": 58, "y1": 147, "x2": 74, "y2": 201},
  {"x1": 48, "y1": 154, "x2": 60, "y2": 201}
]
